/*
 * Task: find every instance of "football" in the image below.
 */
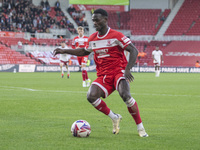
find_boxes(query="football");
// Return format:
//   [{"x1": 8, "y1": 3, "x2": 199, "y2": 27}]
[{"x1": 71, "y1": 120, "x2": 91, "y2": 137}]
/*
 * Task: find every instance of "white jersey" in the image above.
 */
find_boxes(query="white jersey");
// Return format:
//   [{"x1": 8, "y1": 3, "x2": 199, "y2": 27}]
[
  {"x1": 152, "y1": 50, "x2": 163, "y2": 64},
  {"x1": 59, "y1": 46, "x2": 70, "y2": 61}
]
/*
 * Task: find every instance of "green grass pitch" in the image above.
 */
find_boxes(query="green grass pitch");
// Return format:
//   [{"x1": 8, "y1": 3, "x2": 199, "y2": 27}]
[{"x1": 0, "y1": 72, "x2": 199, "y2": 150}]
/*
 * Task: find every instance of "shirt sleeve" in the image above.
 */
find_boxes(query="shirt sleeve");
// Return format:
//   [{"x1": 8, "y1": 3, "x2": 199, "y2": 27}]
[{"x1": 115, "y1": 32, "x2": 131, "y2": 49}]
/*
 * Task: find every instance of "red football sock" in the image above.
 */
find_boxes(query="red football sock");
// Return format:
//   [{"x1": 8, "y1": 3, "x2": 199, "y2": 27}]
[
  {"x1": 128, "y1": 102, "x2": 142, "y2": 125},
  {"x1": 92, "y1": 98, "x2": 110, "y2": 115},
  {"x1": 82, "y1": 70, "x2": 86, "y2": 81},
  {"x1": 85, "y1": 70, "x2": 88, "y2": 80}
]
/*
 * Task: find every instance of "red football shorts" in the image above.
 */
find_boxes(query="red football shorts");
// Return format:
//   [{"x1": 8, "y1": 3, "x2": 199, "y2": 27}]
[
  {"x1": 77, "y1": 56, "x2": 88, "y2": 65},
  {"x1": 92, "y1": 71, "x2": 126, "y2": 98}
]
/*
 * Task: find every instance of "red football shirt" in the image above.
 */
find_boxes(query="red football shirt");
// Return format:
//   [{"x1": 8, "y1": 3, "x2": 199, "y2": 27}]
[
  {"x1": 72, "y1": 35, "x2": 88, "y2": 49},
  {"x1": 86, "y1": 28, "x2": 131, "y2": 76}
]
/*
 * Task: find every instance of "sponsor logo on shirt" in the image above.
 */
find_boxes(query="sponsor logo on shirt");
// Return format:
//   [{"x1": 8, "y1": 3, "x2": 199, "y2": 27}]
[{"x1": 95, "y1": 49, "x2": 110, "y2": 58}]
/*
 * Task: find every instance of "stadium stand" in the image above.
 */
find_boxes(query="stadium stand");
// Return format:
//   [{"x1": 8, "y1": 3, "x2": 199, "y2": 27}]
[
  {"x1": 109, "y1": 9, "x2": 170, "y2": 35},
  {"x1": 0, "y1": 44, "x2": 40, "y2": 64},
  {"x1": 165, "y1": 0, "x2": 200, "y2": 35},
  {"x1": 67, "y1": 5, "x2": 89, "y2": 30},
  {"x1": 108, "y1": 12, "x2": 120, "y2": 29},
  {"x1": 0, "y1": 0, "x2": 200, "y2": 68},
  {"x1": 134, "y1": 41, "x2": 171, "y2": 66},
  {"x1": 155, "y1": 9, "x2": 171, "y2": 34},
  {"x1": 0, "y1": 0, "x2": 76, "y2": 34},
  {"x1": 0, "y1": 37, "x2": 32, "y2": 47},
  {"x1": 129, "y1": 9, "x2": 162, "y2": 35},
  {"x1": 26, "y1": 50, "x2": 78, "y2": 65},
  {"x1": 160, "y1": 41, "x2": 200, "y2": 66},
  {"x1": 30, "y1": 38, "x2": 72, "y2": 46}
]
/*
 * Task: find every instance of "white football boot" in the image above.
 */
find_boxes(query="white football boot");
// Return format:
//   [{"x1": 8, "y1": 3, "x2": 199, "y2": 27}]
[
  {"x1": 86, "y1": 79, "x2": 91, "y2": 87},
  {"x1": 112, "y1": 114, "x2": 122, "y2": 134},
  {"x1": 138, "y1": 128, "x2": 149, "y2": 137},
  {"x1": 82, "y1": 81, "x2": 87, "y2": 87}
]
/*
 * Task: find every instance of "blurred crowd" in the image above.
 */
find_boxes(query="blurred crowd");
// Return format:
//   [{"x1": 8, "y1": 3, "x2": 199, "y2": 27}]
[
  {"x1": 67, "y1": 5, "x2": 88, "y2": 31},
  {"x1": 0, "y1": 0, "x2": 76, "y2": 34}
]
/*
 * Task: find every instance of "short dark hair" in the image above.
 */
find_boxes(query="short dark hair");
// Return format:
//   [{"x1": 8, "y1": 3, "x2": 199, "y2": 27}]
[{"x1": 93, "y1": 8, "x2": 108, "y2": 17}]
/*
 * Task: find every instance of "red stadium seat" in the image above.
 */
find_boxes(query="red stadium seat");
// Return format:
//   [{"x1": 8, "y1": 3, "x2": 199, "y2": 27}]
[{"x1": 165, "y1": 0, "x2": 200, "y2": 35}]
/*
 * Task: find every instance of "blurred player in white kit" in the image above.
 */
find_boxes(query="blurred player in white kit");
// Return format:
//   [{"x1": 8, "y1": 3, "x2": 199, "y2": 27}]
[
  {"x1": 59, "y1": 41, "x2": 70, "y2": 78},
  {"x1": 152, "y1": 46, "x2": 164, "y2": 77}
]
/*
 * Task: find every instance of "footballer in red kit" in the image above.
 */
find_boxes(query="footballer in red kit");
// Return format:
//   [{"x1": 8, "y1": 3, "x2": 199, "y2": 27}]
[
  {"x1": 54, "y1": 9, "x2": 148, "y2": 137},
  {"x1": 72, "y1": 26, "x2": 91, "y2": 87},
  {"x1": 86, "y1": 27, "x2": 130, "y2": 76},
  {"x1": 85, "y1": 27, "x2": 130, "y2": 96}
]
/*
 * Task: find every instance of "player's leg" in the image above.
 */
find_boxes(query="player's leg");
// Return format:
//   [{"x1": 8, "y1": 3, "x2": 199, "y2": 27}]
[
  {"x1": 82, "y1": 56, "x2": 91, "y2": 87},
  {"x1": 87, "y1": 82, "x2": 121, "y2": 134},
  {"x1": 157, "y1": 65, "x2": 160, "y2": 77},
  {"x1": 60, "y1": 62, "x2": 64, "y2": 78},
  {"x1": 78, "y1": 57, "x2": 86, "y2": 87},
  {"x1": 155, "y1": 65, "x2": 159, "y2": 77},
  {"x1": 65, "y1": 62, "x2": 70, "y2": 78},
  {"x1": 118, "y1": 79, "x2": 148, "y2": 137},
  {"x1": 155, "y1": 65, "x2": 161, "y2": 77}
]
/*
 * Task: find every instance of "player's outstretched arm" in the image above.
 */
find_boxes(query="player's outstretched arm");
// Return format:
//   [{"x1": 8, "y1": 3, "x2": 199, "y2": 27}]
[
  {"x1": 53, "y1": 47, "x2": 91, "y2": 56},
  {"x1": 124, "y1": 43, "x2": 138, "y2": 82}
]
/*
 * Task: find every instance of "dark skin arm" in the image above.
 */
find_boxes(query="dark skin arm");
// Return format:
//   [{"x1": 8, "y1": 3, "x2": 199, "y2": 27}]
[
  {"x1": 124, "y1": 43, "x2": 138, "y2": 82},
  {"x1": 54, "y1": 43, "x2": 138, "y2": 82},
  {"x1": 53, "y1": 47, "x2": 91, "y2": 56}
]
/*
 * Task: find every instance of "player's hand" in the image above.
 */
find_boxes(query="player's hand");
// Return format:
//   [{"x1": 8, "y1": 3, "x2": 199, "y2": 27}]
[
  {"x1": 125, "y1": 68, "x2": 134, "y2": 82},
  {"x1": 53, "y1": 48, "x2": 63, "y2": 56}
]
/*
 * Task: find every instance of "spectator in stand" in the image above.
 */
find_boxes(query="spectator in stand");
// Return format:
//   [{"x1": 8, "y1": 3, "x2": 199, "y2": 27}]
[
  {"x1": 160, "y1": 15, "x2": 166, "y2": 21},
  {"x1": 40, "y1": 0, "x2": 45, "y2": 8},
  {"x1": 45, "y1": 0, "x2": 50, "y2": 11},
  {"x1": 0, "y1": 0, "x2": 76, "y2": 34},
  {"x1": 55, "y1": 0, "x2": 60, "y2": 11},
  {"x1": 137, "y1": 50, "x2": 147, "y2": 61},
  {"x1": 18, "y1": 40, "x2": 22, "y2": 49},
  {"x1": 91, "y1": 8, "x2": 95, "y2": 14},
  {"x1": 195, "y1": 61, "x2": 200, "y2": 68},
  {"x1": 67, "y1": 5, "x2": 76, "y2": 15}
]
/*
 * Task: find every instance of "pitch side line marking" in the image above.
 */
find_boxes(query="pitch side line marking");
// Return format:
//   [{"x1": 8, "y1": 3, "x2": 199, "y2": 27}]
[
  {"x1": 0, "y1": 86, "x2": 87, "y2": 93},
  {"x1": 0, "y1": 86, "x2": 200, "y2": 98}
]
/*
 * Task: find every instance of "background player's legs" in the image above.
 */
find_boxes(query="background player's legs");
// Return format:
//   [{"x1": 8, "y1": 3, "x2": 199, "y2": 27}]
[
  {"x1": 157, "y1": 66, "x2": 160, "y2": 77},
  {"x1": 82, "y1": 63, "x2": 90, "y2": 87},
  {"x1": 118, "y1": 79, "x2": 148, "y2": 137},
  {"x1": 78, "y1": 58, "x2": 86, "y2": 87},
  {"x1": 60, "y1": 62, "x2": 64, "y2": 78},
  {"x1": 155, "y1": 65, "x2": 160, "y2": 77},
  {"x1": 81, "y1": 65, "x2": 87, "y2": 87},
  {"x1": 81, "y1": 57, "x2": 90, "y2": 87},
  {"x1": 155, "y1": 65, "x2": 158, "y2": 77},
  {"x1": 65, "y1": 64, "x2": 70, "y2": 78},
  {"x1": 87, "y1": 84, "x2": 121, "y2": 134}
]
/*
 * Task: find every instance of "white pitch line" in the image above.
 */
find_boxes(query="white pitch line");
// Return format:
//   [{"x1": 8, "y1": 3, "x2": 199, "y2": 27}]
[
  {"x1": 0, "y1": 86, "x2": 199, "y2": 98},
  {"x1": 0, "y1": 86, "x2": 87, "y2": 94}
]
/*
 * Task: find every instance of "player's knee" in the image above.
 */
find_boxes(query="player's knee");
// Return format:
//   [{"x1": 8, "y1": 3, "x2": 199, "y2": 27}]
[
  {"x1": 87, "y1": 91, "x2": 97, "y2": 103},
  {"x1": 119, "y1": 91, "x2": 131, "y2": 102}
]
